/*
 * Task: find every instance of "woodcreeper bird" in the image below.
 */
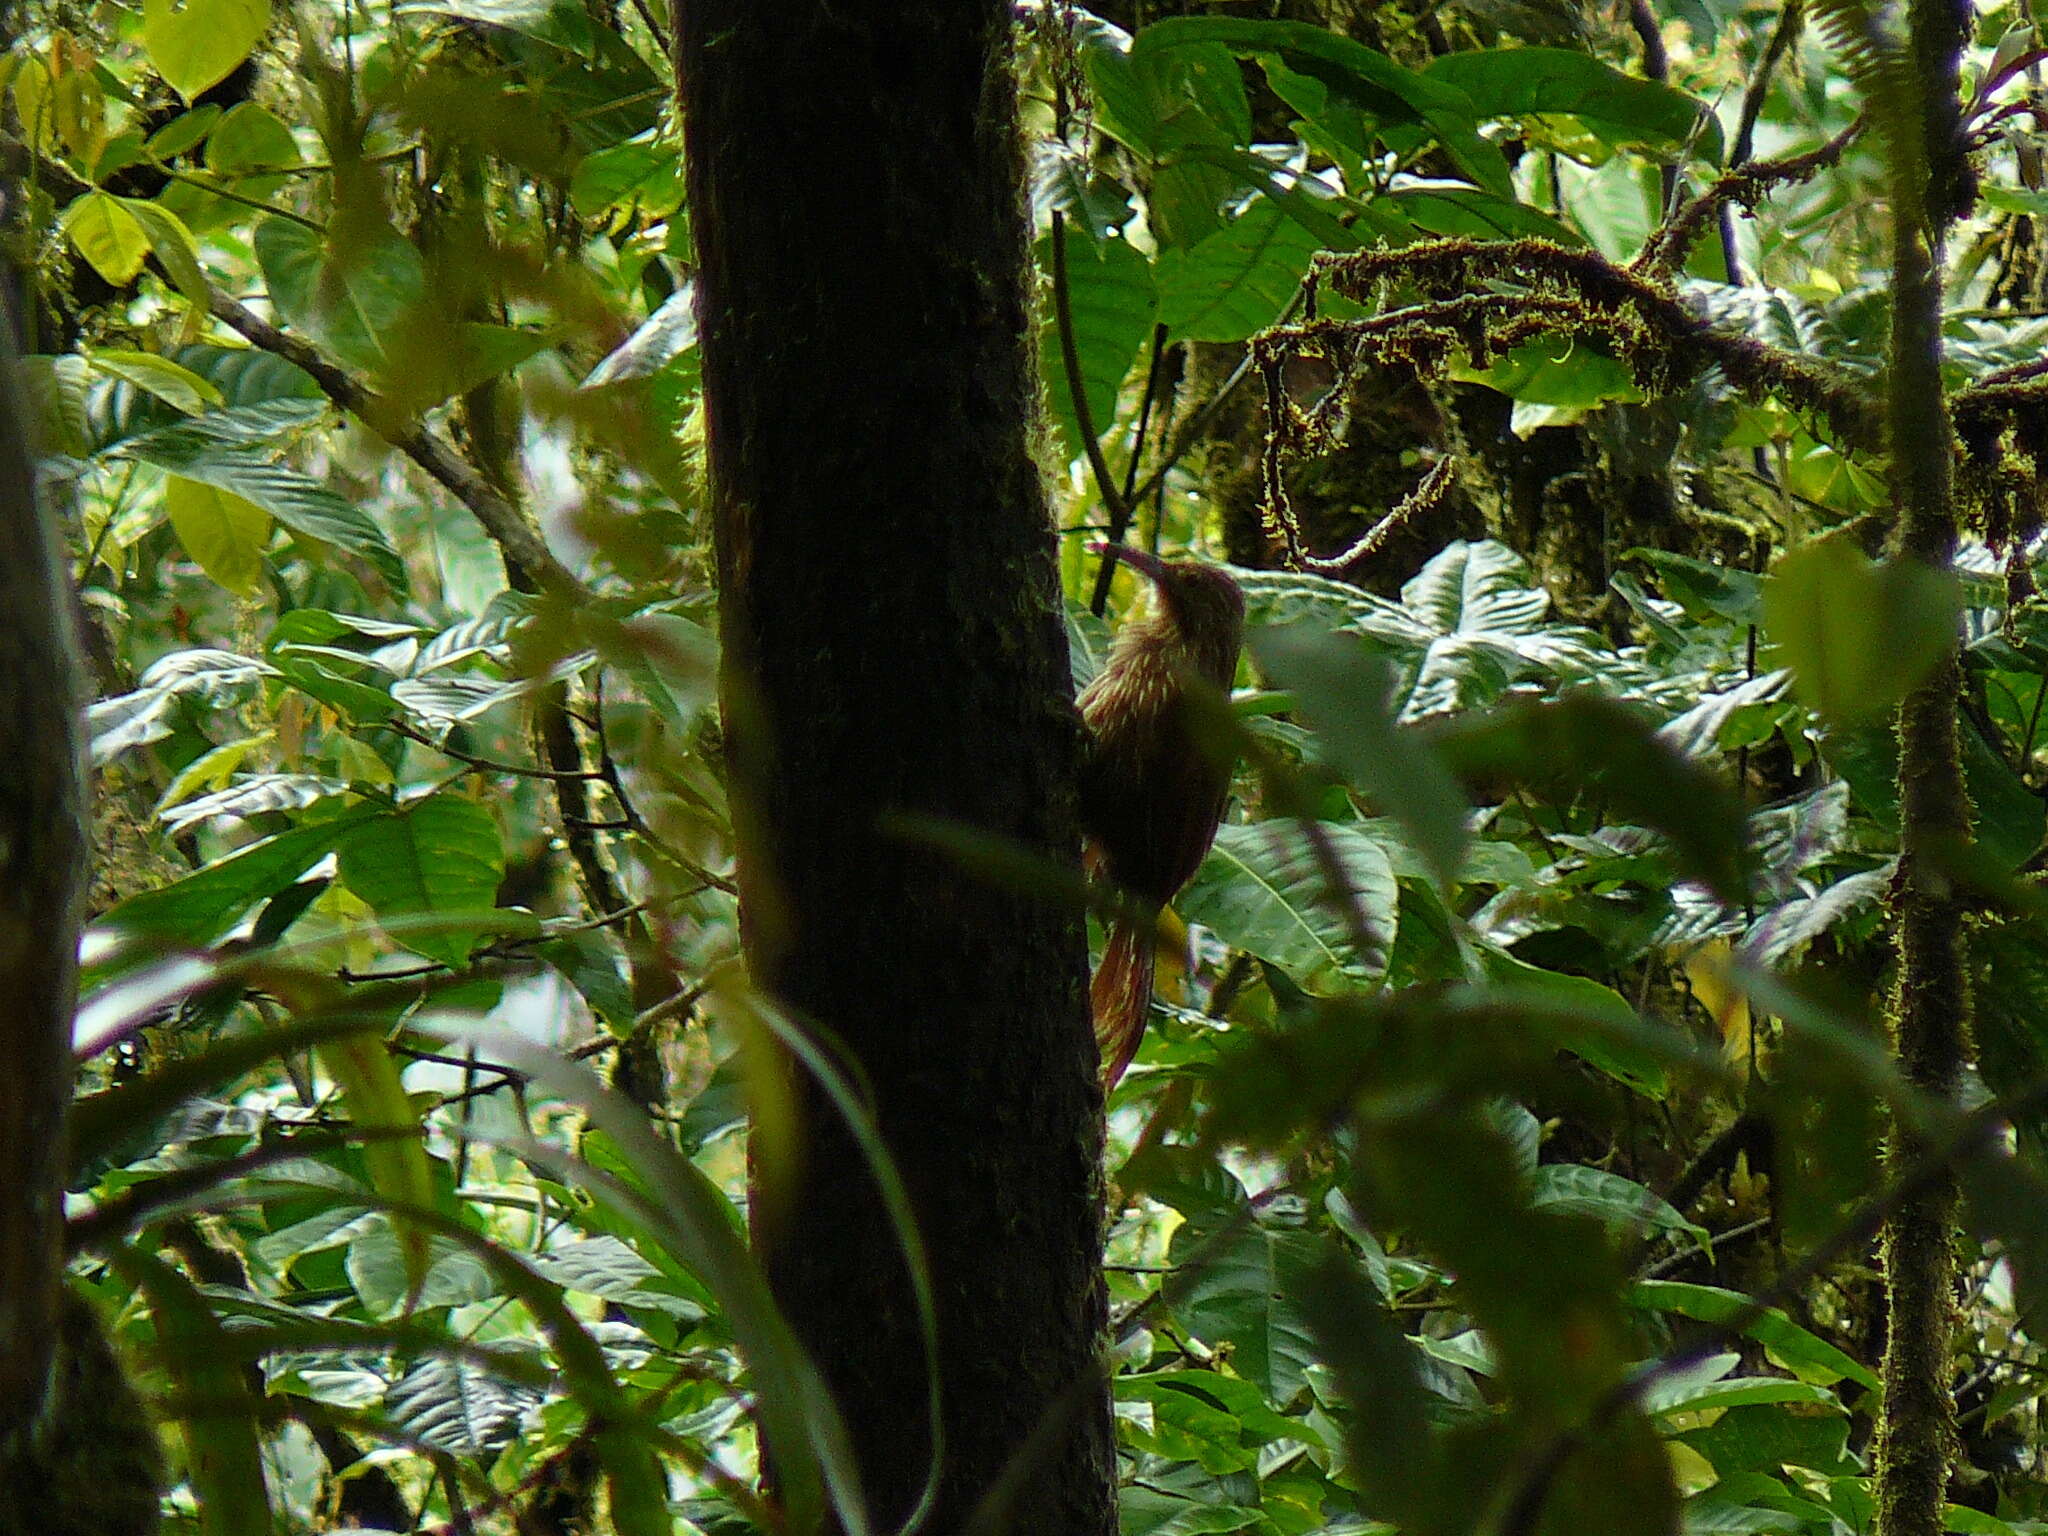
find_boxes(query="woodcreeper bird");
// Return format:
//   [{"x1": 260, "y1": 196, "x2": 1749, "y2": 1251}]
[{"x1": 1079, "y1": 545, "x2": 1245, "y2": 1088}]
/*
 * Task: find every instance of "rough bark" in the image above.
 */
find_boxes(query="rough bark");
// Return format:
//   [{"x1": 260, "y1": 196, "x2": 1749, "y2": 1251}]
[
  {"x1": 0, "y1": 233, "x2": 160, "y2": 1532},
  {"x1": 674, "y1": 5, "x2": 1116, "y2": 1533},
  {"x1": 0, "y1": 262, "x2": 86, "y2": 1442},
  {"x1": 1873, "y1": 4, "x2": 1974, "y2": 1533}
]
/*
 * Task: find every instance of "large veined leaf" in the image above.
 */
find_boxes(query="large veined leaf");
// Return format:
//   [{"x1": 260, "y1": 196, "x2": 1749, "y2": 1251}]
[
  {"x1": 255, "y1": 218, "x2": 426, "y2": 378},
  {"x1": 1250, "y1": 541, "x2": 1605, "y2": 720},
  {"x1": 63, "y1": 190, "x2": 149, "y2": 285},
  {"x1": 1430, "y1": 692, "x2": 1752, "y2": 904},
  {"x1": 1740, "y1": 868, "x2": 1888, "y2": 966},
  {"x1": 1530, "y1": 1164, "x2": 1705, "y2": 1244},
  {"x1": 84, "y1": 349, "x2": 224, "y2": 416},
  {"x1": 254, "y1": 217, "x2": 548, "y2": 406},
  {"x1": 1156, "y1": 195, "x2": 1321, "y2": 343},
  {"x1": 530, "y1": 1235, "x2": 705, "y2": 1321},
  {"x1": 1637, "y1": 1354, "x2": 1840, "y2": 1416},
  {"x1": 89, "y1": 648, "x2": 279, "y2": 765},
  {"x1": 1235, "y1": 565, "x2": 1435, "y2": 647},
  {"x1": 107, "y1": 399, "x2": 329, "y2": 456},
  {"x1": 1178, "y1": 819, "x2": 1397, "y2": 993},
  {"x1": 118, "y1": 433, "x2": 407, "y2": 590},
  {"x1": 1040, "y1": 226, "x2": 1156, "y2": 457},
  {"x1": 336, "y1": 793, "x2": 507, "y2": 966},
  {"x1": 1031, "y1": 139, "x2": 1135, "y2": 242},
  {"x1": 1169, "y1": 1215, "x2": 1328, "y2": 1403},
  {"x1": 1425, "y1": 47, "x2": 1723, "y2": 162},
  {"x1": 1133, "y1": 17, "x2": 1511, "y2": 198},
  {"x1": 1383, "y1": 181, "x2": 1582, "y2": 244},
  {"x1": 384, "y1": 1356, "x2": 539, "y2": 1457},
  {"x1": 160, "y1": 773, "x2": 350, "y2": 833},
  {"x1": 97, "y1": 812, "x2": 374, "y2": 945},
  {"x1": 1628, "y1": 1281, "x2": 1880, "y2": 1390},
  {"x1": 90, "y1": 343, "x2": 325, "y2": 451}
]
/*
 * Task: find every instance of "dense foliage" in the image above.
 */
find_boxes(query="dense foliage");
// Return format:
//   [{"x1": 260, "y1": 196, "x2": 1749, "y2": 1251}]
[{"x1": 10, "y1": 0, "x2": 2048, "y2": 1531}]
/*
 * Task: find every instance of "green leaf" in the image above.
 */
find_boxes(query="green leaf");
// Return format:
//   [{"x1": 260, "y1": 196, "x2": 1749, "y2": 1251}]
[
  {"x1": 1628, "y1": 1281, "x2": 1881, "y2": 1390},
  {"x1": 1134, "y1": 17, "x2": 1511, "y2": 197},
  {"x1": 318, "y1": 1036, "x2": 435, "y2": 1295},
  {"x1": 165, "y1": 474, "x2": 271, "y2": 595},
  {"x1": 119, "y1": 432, "x2": 407, "y2": 590},
  {"x1": 1682, "y1": 1404, "x2": 1857, "y2": 1478},
  {"x1": 1040, "y1": 227, "x2": 1156, "y2": 457},
  {"x1": 336, "y1": 794, "x2": 506, "y2": 966},
  {"x1": 257, "y1": 217, "x2": 550, "y2": 406},
  {"x1": 1629, "y1": 548, "x2": 1763, "y2": 626},
  {"x1": 1474, "y1": 947, "x2": 1674, "y2": 1095},
  {"x1": 1288, "y1": 1243, "x2": 1436, "y2": 1522},
  {"x1": 143, "y1": 0, "x2": 270, "y2": 100},
  {"x1": 85, "y1": 349, "x2": 223, "y2": 415},
  {"x1": 1032, "y1": 140, "x2": 1134, "y2": 240},
  {"x1": 1177, "y1": 819, "x2": 1397, "y2": 993},
  {"x1": 1530, "y1": 1163, "x2": 1705, "y2": 1242},
  {"x1": 63, "y1": 191, "x2": 150, "y2": 286},
  {"x1": 1251, "y1": 623, "x2": 1470, "y2": 888},
  {"x1": 1451, "y1": 336, "x2": 1644, "y2": 415},
  {"x1": 1640, "y1": 1360, "x2": 1840, "y2": 1415},
  {"x1": 207, "y1": 102, "x2": 302, "y2": 178},
  {"x1": 121, "y1": 195, "x2": 210, "y2": 310},
  {"x1": 1384, "y1": 182, "x2": 1582, "y2": 244},
  {"x1": 88, "y1": 647, "x2": 279, "y2": 764},
  {"x1": 97, "y1": 813, "x2": 371, "y2": 946},
  {"x1": 254, "y1": 217, "x2": 426, "y2": 378},
  {"x1": 1425, "y1": 47, "x2": 1723, "y2": 161},
  {"x1": 1156, "y1": 195, "x2": 1322, "y2": 343},
  {"x1": 1762, "y1": 537, "x2": 1962, "y2": 726},
  {"x1": 1169, "y1": 1217, "x2": 1327, "y2": 1402}
]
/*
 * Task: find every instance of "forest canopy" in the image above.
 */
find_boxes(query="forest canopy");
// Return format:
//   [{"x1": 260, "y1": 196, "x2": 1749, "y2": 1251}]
[{"x1": 4, "y1": 0, "x2": 2047, "y2": 1533}]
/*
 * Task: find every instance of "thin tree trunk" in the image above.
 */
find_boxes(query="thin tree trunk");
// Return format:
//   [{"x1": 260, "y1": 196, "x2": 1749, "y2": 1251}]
[
  {"x1": 674, "y1": 5, "x2": 1117, "y2": 1533},
  {"x1": 1874, "y1": 2, "x2": 1974, "y2": 1532}
]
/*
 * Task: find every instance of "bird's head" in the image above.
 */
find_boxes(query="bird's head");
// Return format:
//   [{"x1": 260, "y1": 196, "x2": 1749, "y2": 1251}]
[{"x1": 1094, "y1": 543, "x2": 1245, "y2": 645}]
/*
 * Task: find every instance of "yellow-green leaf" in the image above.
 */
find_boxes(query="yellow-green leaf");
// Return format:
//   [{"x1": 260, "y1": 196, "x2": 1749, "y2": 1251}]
[
  {"x1": 62, "y1": 190, "x2": 150, "y2": 285},
  {"x1": 11, "y1": 58, "x2": 56, "y2": 155},
  {"x1": 121, "y1": 196, "x2": 209, "y2": 310},
  {"x1": 1762, "y1": 536, "x2": 1962, "y2": 726},
  {"x1": 87, "y1": 348, "x2": 224, "y2": 415},
  {"x1": 143, "y1": 0, "x2": 270, "y2": 102},
  {"x1": 52, "y1": 66, "x2": 106, "y2": 166},
  {"x1": 317, "y1": 1033, "x2": 435, "y2": 1295},
  {"x1": 166, "y1": 474, "x2": 271, "y2": 595}
]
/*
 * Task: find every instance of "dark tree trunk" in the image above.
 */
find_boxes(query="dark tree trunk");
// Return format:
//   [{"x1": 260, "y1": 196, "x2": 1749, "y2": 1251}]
[
  {"x1": 0, "y1": 262, "x2": 86, "y2": 1442},
  {"x1": 674, "y1": 6, "x2": 1117, "y2": 1534}
]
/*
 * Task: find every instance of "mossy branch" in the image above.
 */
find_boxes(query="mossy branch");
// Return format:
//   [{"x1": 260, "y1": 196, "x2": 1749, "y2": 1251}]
[{"x1": 1871, "y1": 0, "x2": 1975, "y2": 1530}]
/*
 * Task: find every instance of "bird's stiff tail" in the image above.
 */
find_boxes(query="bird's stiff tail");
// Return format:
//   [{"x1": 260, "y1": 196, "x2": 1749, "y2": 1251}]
[{"x1": 1093, "y1": 917, "x2": 1155, "y2": 1090}]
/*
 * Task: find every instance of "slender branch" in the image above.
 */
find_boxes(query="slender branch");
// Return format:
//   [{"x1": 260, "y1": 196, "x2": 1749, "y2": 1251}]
[
  {"x1": 1640, "y1": 119, "x2": 1861, "y2": 277},
  {"x1": 199, "y1": 287, "x2": 584, "y2": 598},
  {"x1": 386, "y1": 718, "x2": 605, "y2": 781},
  {"x1": 1091, "y1": 321, "x2": 1170, "y2": 617},
  {"x1": 1275, "y1": 454, "x2": 1456, "y2": 576}
]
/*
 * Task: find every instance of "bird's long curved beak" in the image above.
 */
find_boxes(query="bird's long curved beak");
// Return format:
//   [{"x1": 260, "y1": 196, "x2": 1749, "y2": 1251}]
[{"x1": 1088, "y1": 540, "x2": 1168, "y2": 584}]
